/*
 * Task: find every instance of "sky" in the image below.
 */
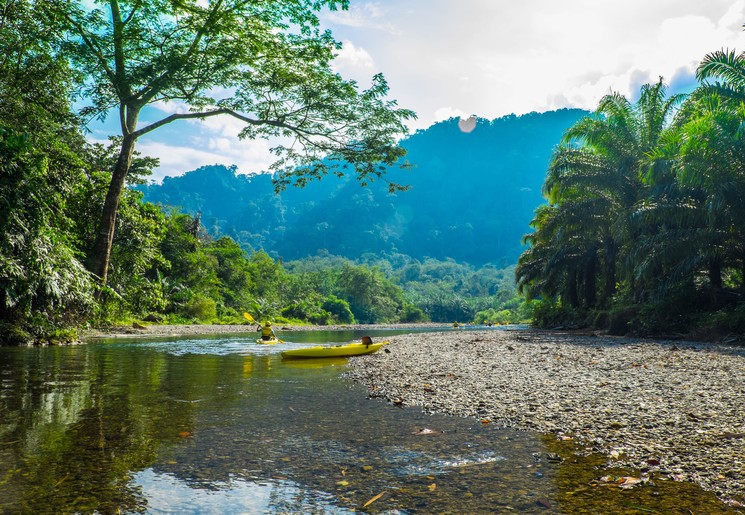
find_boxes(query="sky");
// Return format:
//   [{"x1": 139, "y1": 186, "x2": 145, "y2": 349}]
[{"x1": 87, "y1": 0, "x2": 745, "y2": 182}]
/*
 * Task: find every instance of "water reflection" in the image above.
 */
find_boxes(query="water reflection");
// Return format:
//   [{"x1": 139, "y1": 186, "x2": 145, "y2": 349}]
[
  {"x1": 0, "y1": 332, "x2": 737, "y2": 514},
  {"x1": 137, "y1": 470, "x2": 350, "y2": 515}
]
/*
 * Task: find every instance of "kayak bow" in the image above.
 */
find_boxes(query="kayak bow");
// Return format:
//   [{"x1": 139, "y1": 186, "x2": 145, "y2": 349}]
[
  {"x1": 281, "y1": 341, "x2": 388, "y2": 359},
  {"x1": 256, "y1": 337, "x2": 281, "y2": 345}
]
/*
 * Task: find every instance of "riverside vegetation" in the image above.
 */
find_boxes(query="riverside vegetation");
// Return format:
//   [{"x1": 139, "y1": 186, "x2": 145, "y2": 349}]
[
  {"x1": 517, "y1": 65, "x2": 745, "y2": 339},
  {"x1": 4, "y1": 0, "x2": 745, "y2": 345}
]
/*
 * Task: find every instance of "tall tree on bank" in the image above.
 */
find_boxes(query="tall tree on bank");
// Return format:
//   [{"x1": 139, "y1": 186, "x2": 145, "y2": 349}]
[
  {"x1": 57, "y1": 0, "x2": 415, "y2": 283},
  {"x1": 517, "y1": 80, "x2": 683, "y2": 309}
]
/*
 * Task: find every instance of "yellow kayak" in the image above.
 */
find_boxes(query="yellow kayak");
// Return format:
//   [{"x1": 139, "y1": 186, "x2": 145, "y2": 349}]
[
  {"x1": 256, "y1": 337, "x2": 281, "y2": 345},
  {"x1": 281, "y1": 341, "x2": 388, "y2": 359}
]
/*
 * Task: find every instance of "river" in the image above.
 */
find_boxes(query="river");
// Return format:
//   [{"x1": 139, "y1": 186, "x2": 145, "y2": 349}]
[{"x1": 0, "y1": 329, "x2": 736, "y2": 513}]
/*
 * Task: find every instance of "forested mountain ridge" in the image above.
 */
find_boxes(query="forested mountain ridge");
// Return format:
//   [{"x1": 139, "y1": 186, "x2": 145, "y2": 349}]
[{"x1": 140, "y1": 109, "x2": 588, "y2": 265}]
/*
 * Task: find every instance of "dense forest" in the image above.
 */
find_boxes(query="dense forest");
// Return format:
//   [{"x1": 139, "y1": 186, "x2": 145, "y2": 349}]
[
  {"x1": 4, "y1": 0, "x2": 745, "y2": 343},
  {"x1": 516, "y1": 68, "x2": 745, "y2": 338},
  {"x1": 0, "y1": 0, "x2": 524, "y2": 344},
  {"x1": 140, "y1": 109, "x2": 587, "y2": 265}
]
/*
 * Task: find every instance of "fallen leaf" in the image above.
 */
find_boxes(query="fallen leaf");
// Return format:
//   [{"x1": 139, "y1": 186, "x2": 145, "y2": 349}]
[
  {"x1": 336, "y1": 480, "x2": 349, "y2": 487},
  {"x1": 178, "y1": 431, "x2": 191, "y2": 439},
  {"x1": 536, "y1": 498, "x2": 552, "y2": 509},
  {"x1": 428, "y1": 483, "x2": 436, "y2": 491},
  {"x1": 481, "y1": 419, "x2": 491, "y2": 425},
  {"x1": 362, "y1": 491, "x2": 386, "y2": 508}
]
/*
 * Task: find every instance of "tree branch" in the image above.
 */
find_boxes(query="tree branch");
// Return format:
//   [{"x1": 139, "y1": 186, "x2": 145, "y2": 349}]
[{"x1": 131, "y1": 107, "x2": 347, "y2": 143}]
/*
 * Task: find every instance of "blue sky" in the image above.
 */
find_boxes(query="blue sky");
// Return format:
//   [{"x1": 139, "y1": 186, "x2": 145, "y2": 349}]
[{"x1": 86, "y1": 0, "x2": 745, "y2": 182}]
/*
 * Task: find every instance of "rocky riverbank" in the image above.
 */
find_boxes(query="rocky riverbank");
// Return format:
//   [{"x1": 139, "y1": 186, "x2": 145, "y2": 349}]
[
  {"x1": 82, "y1": 322, "x2": 449, "y2": 339},
  {"x1": 344, "y1": 329, "x2": 745, "y2": 508}
]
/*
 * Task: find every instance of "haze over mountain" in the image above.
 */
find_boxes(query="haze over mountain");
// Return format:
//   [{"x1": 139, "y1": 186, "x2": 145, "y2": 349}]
[{"x1": 140, "y1": 109, "x2": 587, "y2": 266}]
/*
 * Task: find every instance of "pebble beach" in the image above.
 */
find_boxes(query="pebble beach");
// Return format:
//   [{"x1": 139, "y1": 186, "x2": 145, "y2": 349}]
[{"x1": 344, "y1": 329, "x2": 745, "y2": 507}]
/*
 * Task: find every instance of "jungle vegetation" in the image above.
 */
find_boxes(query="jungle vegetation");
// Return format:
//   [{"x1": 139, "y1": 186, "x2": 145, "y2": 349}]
[
  {"x1": 139, "y1": 109, "x2": 587, "y2": 266},
  {"x1": 516, "y1": 55, "x2": 745, "y2": 337},
  {"x1": 0, "y1": 0, "x2": 521, "y2": 343},
  {"x1": 4, "y1": 0, "x2": 745, "y2": 342}
]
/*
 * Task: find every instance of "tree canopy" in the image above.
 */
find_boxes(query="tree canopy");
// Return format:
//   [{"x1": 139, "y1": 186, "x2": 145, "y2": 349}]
[
  {"x1": 55, "y1": 0, "x2": 415, "y2": 282},
  {"x1": 517, "y1": 67, "x2": 745, "y2": 335}
]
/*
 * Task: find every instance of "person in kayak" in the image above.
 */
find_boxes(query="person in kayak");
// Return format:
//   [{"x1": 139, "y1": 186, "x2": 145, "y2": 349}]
[{"x1": 258, "y1": 321, "x2": 276, "y2": 341}]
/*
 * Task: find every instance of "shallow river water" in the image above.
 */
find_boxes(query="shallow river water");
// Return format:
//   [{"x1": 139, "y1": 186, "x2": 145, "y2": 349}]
[{"x1": 0, "y1": 329, "x2": 737, "y2": 513}]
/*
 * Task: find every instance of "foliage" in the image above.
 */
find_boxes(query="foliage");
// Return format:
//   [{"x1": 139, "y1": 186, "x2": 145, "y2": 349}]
[
  {"x1": 53, "y1": 0, "x2": 414, "y2": 283},
  {"x1": 321, "y1": 295, "x2": 355, "y2": 324},
  {"x1": 0, "y1": 1, "x2": 98, "y2": 340},
  {"x1": 517, "y1": 69, "x2": 745, "y2": 335},
  {"x1": 183, "y1": 295, "x2": 218, "y2": 322},
  {"x1": 140, "y1": 110, "x2": 588, "y2": 266}
]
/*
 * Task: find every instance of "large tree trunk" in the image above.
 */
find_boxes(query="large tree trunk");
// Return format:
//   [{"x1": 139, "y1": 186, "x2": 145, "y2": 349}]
[
  {"x1": 709, "y1": 258, "x2": 723, "y2": 290},
  {"x1": 584, "y1": 249, "x2": 597, "y2": 308},
  {"x1": 566, "y1": 269, "x2": 579, "y2": 308},
  {"x1": 88, "y1": 133, "x2": 137, "y2": 283},
  {"x1": 602, "y1": 239, "x2": 617, "y2": 304}
]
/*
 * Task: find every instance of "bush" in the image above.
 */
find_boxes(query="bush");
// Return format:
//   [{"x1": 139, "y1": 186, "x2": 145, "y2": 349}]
[
  {"x1": 182, "y1": 295, "x2": 217, "y2": 322},
  {"x1": 321, "y1": 295, "x2": 355, "y2": 324},
  {"x1": 0, "y1": 322, "x2": 31, "y2": 345},
  {"x1": 531, "y1": 300, "x2": 587, "y2": 328},
  {"x1": 309, "y1": 310, "x2": 332, "y2": 325},
  {"x1": 399, "y1": 304, "x2": 428, "y2": 323},
  {"x1": 40, "y1": 328, "x2": 79, "y2": 345}
]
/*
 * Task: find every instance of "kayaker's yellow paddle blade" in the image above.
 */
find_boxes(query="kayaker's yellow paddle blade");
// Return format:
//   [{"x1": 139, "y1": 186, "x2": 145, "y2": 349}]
[{"x1": 243, "y1": 312, "x2": 255, "y2": 323}]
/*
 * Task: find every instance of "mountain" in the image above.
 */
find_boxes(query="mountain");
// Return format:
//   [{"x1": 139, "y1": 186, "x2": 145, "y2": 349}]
[{"x1": 139, "y1": 108, "x2": 588, "y2": 266}]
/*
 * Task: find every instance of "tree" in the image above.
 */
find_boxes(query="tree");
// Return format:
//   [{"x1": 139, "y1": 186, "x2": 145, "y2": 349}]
[
  {"x1": 0, "y1": 0, "x2": 96, "y2": 334},
  {"x1": 697, "y1": 48, "x2": 745, "y2": 103},
  {"x1": 695, "y1": 46, "x2": 745, "y2": 290},
  {"x1": 57, "y1": 0, "x2": 416, "y2": 283},
  {"x1": 518, "y1": 80, "x2": 683, "y2": 309}
]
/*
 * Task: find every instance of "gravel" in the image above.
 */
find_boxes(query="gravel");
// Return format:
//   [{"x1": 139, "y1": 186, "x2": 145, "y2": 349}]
[
  {"x1": 344, "y1": 329, "x2": 745, "y2": 507},
  {"x1": 83, "y1": 322, "x2": 449, "y2": 339}
]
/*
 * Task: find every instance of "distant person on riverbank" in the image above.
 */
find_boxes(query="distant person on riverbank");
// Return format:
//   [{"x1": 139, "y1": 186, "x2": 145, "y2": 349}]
[{"x1": 258, "y1": 321, "x2": 276, "y2": 341}]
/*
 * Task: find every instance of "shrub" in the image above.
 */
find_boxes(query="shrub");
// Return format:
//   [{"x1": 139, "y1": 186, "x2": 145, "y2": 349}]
[
  {"x1": 182, "y1": 295, "x2": 217, "y2": 322},
  {"x1": 321, "y1": 295, "x2": 355, "y2": 324},
  {"x1": 400, "y1": 304, "x2": 428, "y2": 323},
  {"x1": 0, "y1": 322, "x2": 31, "y2": 345}
]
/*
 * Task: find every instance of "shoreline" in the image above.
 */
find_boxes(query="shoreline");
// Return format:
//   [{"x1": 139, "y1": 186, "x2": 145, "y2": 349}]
[
  {"x1": 81, "y1": 322, "x2": 452, "y2": 339},
  {"x1": 80, "y1": 322, "x2": 745, "y2": 506},
  {"x1": 344, "y1": 329, "x2": 745, "y2": 508}
]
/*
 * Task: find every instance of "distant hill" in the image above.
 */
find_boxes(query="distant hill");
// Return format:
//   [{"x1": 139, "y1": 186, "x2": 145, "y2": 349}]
[{"x1": 139, "y1": 109, "x2": 588, "y2": 266}]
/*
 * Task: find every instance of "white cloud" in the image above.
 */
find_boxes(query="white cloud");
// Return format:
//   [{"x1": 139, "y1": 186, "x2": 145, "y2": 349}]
[
  {"x1": 87, "y1": 0, "x2": 745, "y2": 180},
  {"x1": 334, "y1": 40, "x2": 375, "y2": 71},
  {"x1": 137, "y1": 134, "x2": 276, "y2": 183},
  {"x1": 433, "y1": 107, "x2": 470, "y2": 123},
  {"x1": 324, "y1": 0, "x2": 745, "y2": 129},
  {"x1": 324, "y1": 2, "x2": 397, "y2": 33}
]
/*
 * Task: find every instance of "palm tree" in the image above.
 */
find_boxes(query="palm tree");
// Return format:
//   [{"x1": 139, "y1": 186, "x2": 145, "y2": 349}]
[
  {"x1": 694, "y1": 51, "x2": 745, "y2": 292},
  {"x1": 526, "y1": 80, "x2": 683, "y2": 306},
  {"x1": 697, "y1": 49, "x2": 745, "y2": 102}
]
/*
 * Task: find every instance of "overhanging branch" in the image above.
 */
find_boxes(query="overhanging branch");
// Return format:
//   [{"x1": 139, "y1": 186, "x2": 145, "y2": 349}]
[{"x1": 130, "y1": 107, "x2": 347, "y2": 144}]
